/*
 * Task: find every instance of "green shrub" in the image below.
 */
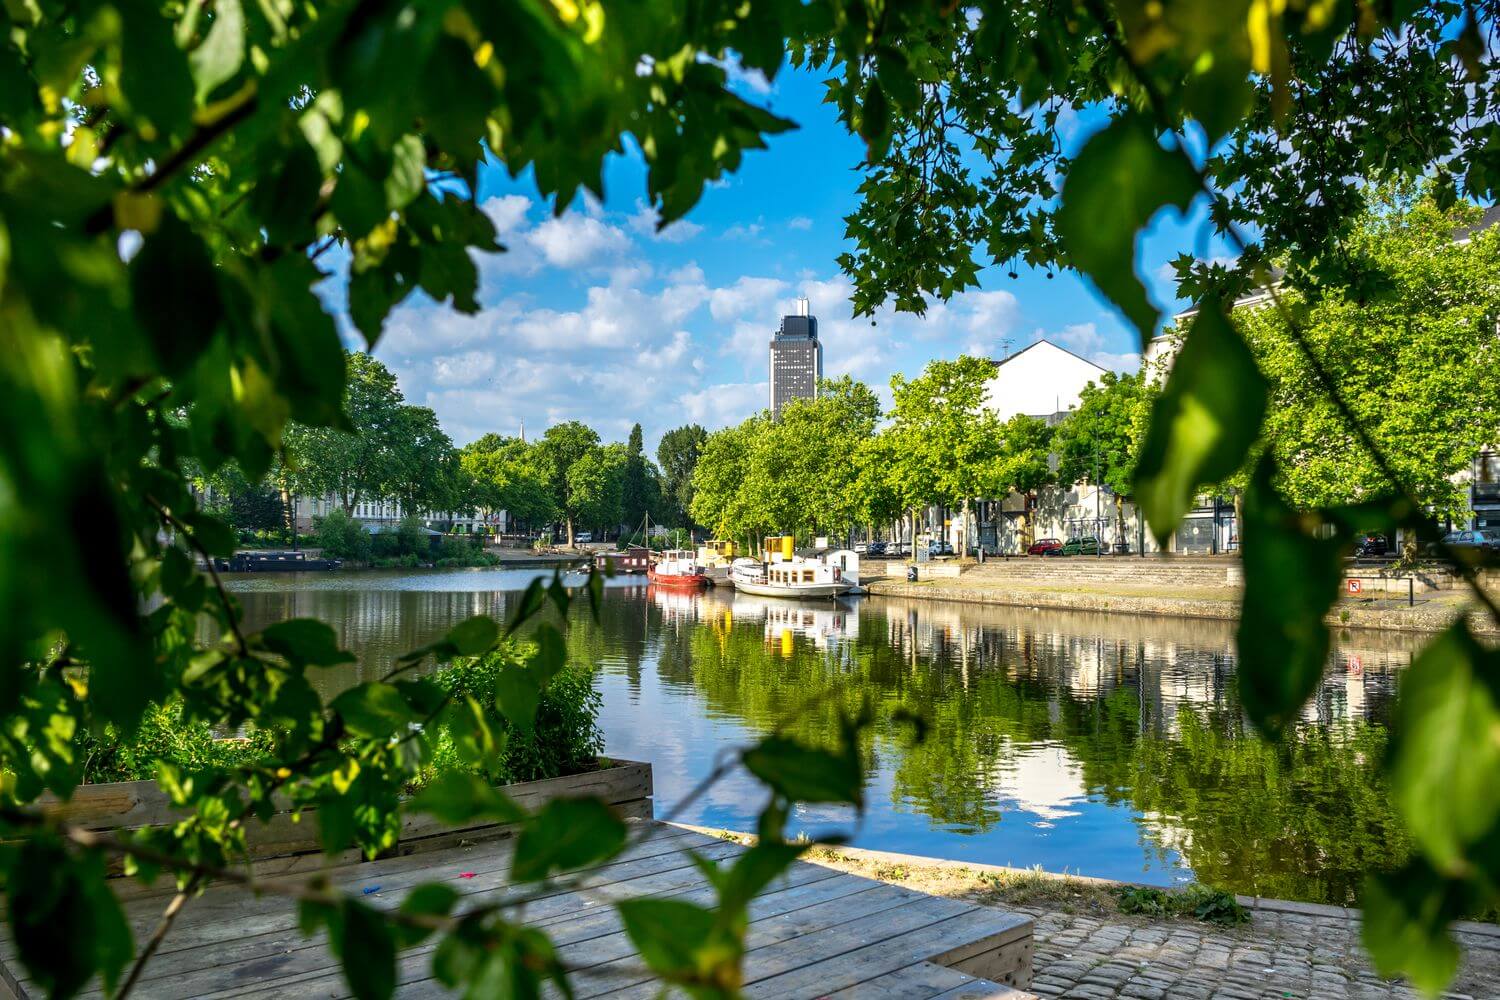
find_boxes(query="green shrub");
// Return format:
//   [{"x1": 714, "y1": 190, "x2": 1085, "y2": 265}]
[
  {"x1": 315, "y1": 508, "x2": 371, "y2": 561},
  {"x1": 421, "y1": 641, "x2": 603, "y2": 787},
  {"x1": 1113, "y1": 884, "x2": 1249, "y2": 925},
  {"x1": 78, "y1": 701, "x2": 274, "y2": 784}
]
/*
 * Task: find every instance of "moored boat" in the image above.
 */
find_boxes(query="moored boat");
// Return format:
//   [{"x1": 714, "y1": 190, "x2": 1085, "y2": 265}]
[
  {"x1": 728, "y1": 541, "x2": 860, "y2": 599},
  {"x1": 595, "y1": 545, "x2": 650, "y2": 575},
  {"x1": 647, "y1": 549, "x2": 711, "y2": 590}
]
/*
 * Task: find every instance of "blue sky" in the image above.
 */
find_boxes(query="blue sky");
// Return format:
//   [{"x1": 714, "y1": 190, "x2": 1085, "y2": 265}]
[{"x1": 355, "y1": 62, "x2": 1222, "y2": 453}]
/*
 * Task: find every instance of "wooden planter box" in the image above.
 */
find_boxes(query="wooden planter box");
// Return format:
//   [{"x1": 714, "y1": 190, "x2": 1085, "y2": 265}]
[{"x1": 35, "y1": 759, "x2": 653, "y2": 867}]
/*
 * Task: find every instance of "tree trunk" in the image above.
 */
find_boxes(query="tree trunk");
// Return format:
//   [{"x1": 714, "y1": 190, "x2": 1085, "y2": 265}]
[
  {"x1": 565, "y1": 516, "x2": 574, "y2": 547},
  {"x1": 1115, "y1": 493, "x2": 1125, "y2": 552}
]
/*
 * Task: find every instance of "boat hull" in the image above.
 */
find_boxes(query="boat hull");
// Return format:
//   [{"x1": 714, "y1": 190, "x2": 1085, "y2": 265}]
[
  {"x1": 647, "y1": 569, "x2": 710, "y2": 590},
  {"x1": 730, "y1": 578, "x2": 853, "y2": 599}
]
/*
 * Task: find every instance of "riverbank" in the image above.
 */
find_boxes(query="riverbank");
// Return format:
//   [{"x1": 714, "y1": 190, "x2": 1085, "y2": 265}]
[
  {"x1": 673, "y1": 825, "x2": 1500, "y2": 1000},
  {"x1": 866, "y1": 569, "x2": 1500, "y2": 638}
]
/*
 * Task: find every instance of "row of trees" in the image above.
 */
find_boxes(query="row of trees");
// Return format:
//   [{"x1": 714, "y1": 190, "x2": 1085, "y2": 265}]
[
  {"x1": 200, "y1": 350, "x2": 717, "y2": 545},
  {"x1": 688, "y1": 363, "x2": 1148, "y2": 549}
]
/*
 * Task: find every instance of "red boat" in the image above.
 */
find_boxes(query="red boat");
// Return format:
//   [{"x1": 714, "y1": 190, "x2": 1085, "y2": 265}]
[{"x1": 647, "y1": 550, "x2": 711, "y2": 590}]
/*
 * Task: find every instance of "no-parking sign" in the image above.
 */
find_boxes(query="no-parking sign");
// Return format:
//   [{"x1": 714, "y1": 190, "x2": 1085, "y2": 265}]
[{"x1": 1347, "y1": 578, "x2": 1362, "y2": 595}]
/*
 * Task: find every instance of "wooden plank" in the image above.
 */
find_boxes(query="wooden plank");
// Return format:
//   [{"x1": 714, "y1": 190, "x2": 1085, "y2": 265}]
[
  {"x1": 43, "y1": 830, "x2": 719, "y2": 997},
  {"x1": 741, "y1": 906, "x2": 1032, "y2": 999},
  {"x1": 360, "y1": 868, "x2": 875, "y2": 1000},
  {"x1": 103, "y1": 839, "x2": 751, "y2": 1000},
  {"x1": 819, "y1": 961, "x2": 1009, "y2": 999},
  {"x1": 32, "y1": 761, "x2": 650, "y2": 862},
  {"x1": 925, "y1": 979, "x2": 1038, "y2": 1000},
  {"x1": 574, "y1": 880, "x2": 932, "y2": 998},
  {"x1": 198, "y1": 851, "x2": 856, "y2": 1000}
]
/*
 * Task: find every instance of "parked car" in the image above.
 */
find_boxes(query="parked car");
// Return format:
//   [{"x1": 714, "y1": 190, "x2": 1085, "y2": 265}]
[
  {"x1": 1354, "y1": 533, "x2": 1392, "y2": 557},
  {"x1": 1028, "y1": 538, "x2": 1063, "y2": 556},
  {"x1": 926, "y1": 539, "x2": 954, "y2": 558},
  {"x1": 866, "y1": 540, "x2": 888, "y2": 557},
  {"x1": 575, "y1": 532, "x2": 593, "y2": 543},
  {"x1": 1061, "y1": 535, "x2": 1101, "y2": 556},
  {"x1": 1435, "y1": 529, "x2": 1496, "y2": 552}
]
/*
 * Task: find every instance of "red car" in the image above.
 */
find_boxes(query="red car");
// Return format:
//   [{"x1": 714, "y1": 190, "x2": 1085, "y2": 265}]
[{"x1": 1028, "y1": 538, "x2": 1063, "y2": 556}]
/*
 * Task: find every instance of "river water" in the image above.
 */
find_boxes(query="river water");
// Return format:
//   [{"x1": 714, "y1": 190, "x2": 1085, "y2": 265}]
[{"x1": 226, "y1": 565, "x2": 1418, "y2": 905}]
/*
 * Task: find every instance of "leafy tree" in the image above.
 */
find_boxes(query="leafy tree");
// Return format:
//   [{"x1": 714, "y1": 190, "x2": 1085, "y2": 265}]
[
  {"x1": 854, "y1": 430, "x2": 907, "y2": 542},
  {"x1": 3, "y1": 0, "x2": 1498, "y2": 992},
  {"x1": 888, "y1": 356, "x2": 1006, "y2": 553},
  {"x1": 570, "y1": 444, "x2": 627, "y2": 538},
  {"x1": 388, "y1": 405, "x2": 461, "y2": 518},
  {"x1": 1053, "y1": 372, "x2": 1148, "y2": 542},
  {"x1": 536, "y1": 422, "x2": 603, "y2": 546},
  {"x1": 460, "y1": 435, "x2": 557, "y2": 532},
  {"x1": 1228, "y1": 192, "x2": 1500, "y2": 519},
  {"x1": 657, "y1": 424, "x2": 709, "y2": 529},
  {"x1": 689, "y1": 418, "x2": 767, "y2": 545},
  {"x1": 619, "y1": 424, "x2": 653, "y2": 533},
  {"x1": 287, "y1": 353, "x2": 409, "y2": 516}
]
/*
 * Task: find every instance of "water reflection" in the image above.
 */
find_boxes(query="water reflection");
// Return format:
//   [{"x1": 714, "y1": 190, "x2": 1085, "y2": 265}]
[{"x1": 229, "y1": 569, "x2": 1417, "y2": 904}]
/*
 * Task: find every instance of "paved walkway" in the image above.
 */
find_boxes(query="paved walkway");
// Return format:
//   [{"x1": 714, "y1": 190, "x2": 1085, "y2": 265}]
[
  {"x1": 1015, "y1": 904, "x2": 1499, "y2": 1000},
  {"x1": 679, "y1": 830, "x2": 1500, "y2": 1000}
]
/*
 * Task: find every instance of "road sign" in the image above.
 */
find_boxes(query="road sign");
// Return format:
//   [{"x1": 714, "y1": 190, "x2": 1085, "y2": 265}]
[{"x1": 1347, "y1": 578, "x2": 1362, "y2": 595}]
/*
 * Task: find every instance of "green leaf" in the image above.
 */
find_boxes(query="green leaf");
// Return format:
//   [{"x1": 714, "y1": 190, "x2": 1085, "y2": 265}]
[
  {"x1": 250, "y1": 135, "x2": 323, "y2": 246},
  {"x1": 1362, "y1": 862, "x2": 1467, "y2": 995},
  {"x1": 189, "y1": 0, "x2": 246, "y2": 104},
  {"x1": 334, "y1": 899, "x2": 395, "y2": 1000},
  {"x1": 184, "y1": 511, "x2": 238, "y2": 558},
  {"x1": 118, "y1": 0, "x2": 194, "y2": 133},
  {"x1": 616, "y1": 897, "x2": 717, "y2": 979},
  {"x1": 331, "y1": 682, "x2": 422, "y2": 739},
  {"x1": 530, "y1": 623, "x2": 567, "y2": 685},
  {"x1": 1134, "y1": 298, "x2": 1267, "y2": 543},
  {"x1": 385, "y1": 134, "x2": 427, "y2": 211},
  {"x1": 395, "y1": 882, "x2": 460, "y2": 947},
  {"x1": 511, "y1": 797, "x2": 627, "y2": 882},
  {"x1": 506, "y1": 577, "x2": 547, "y2": 635},
  {"x1": 408, "y1": 770, "x2": 522, "y2": 826},
  {"x1": 1234, "y1": 460, "x2": 1346, "y2": 737},
  {"x1": 494, "y1": 662, "x2": 541, "y2": 733},
  {"x1": 129, "y1": 213, "x2": 223, "y2": 377},
  {"x1": 396, "y1": 615, "x2": 498, "y2": 664},
  {"x1": 447, "y1": 615, "x2": 499, "y2": 656},
  {"x1": 742, "y1": 736, "x2": 863, "y2": 805},
  {"x1": 1056, "y1": 113, "x2": 1199, "y2": 343},
  {"x1": 261, "y1": 619, "x2": 354, "y2": 667},
  {"x1": 7, "y1": 839, "x2": 134, "y2": 999},
  {"x1": 1388, "y1": 622, "x2": 1500, "y2": 873},
  {"x1": 719, "y1": 840, "x2": 807, "y2": 912}
]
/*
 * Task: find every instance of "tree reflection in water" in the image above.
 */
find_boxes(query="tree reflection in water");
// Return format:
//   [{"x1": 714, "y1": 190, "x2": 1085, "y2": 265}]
[{"x1": 232, "y1": 569, "x2": 1417, "y2": 905}]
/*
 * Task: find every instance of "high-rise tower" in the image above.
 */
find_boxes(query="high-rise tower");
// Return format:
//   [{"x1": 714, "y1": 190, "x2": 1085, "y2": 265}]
[{"x1": 769, "y1": 297, "x2": 822, "y2": 419}]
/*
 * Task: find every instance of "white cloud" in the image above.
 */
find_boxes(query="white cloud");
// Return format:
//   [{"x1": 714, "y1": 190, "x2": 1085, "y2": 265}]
[
  {"x1": 681, "y1": 381, "x2": 769, "y2": 427},
  {"x1": 527, "y1": 213, "x2": 632, "y2": 268},
  {"x1": 481, "y1": 194, "x2": 531, "y2": 234},
  {"x1": 720, "y1": 220, "x2": 767, "y2": 243},
  {"x1": 628, "y1": 199, "x2": 704, "y2": 243},
  {"x1": 709, "y1": 276, "x2": 788, "y2": 322},
  {"x1": 787, "y1": 216, "x2": 813, "y2": 231}
]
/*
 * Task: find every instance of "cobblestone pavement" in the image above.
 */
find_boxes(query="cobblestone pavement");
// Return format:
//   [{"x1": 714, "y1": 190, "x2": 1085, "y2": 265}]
[{"x1": 1012, "y1": 904, "x2": 1500, "y2": 1000}]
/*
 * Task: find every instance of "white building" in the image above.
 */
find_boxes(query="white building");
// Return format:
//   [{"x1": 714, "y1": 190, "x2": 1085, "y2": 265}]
[
  {"x1": 983, "y1": 340, "x2": 1110, "y2": 421},
  {"x1": 291, "y1": 493, "x2": 496, "y2": 536},
  {"x1": 956, "y1": 340, "x2": 1173, "y2": 555}
]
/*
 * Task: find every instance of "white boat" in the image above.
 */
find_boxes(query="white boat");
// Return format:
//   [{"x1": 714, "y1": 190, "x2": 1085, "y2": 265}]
[{"x1": 729, "y1": 552, "x2": 859, "y2": 599}]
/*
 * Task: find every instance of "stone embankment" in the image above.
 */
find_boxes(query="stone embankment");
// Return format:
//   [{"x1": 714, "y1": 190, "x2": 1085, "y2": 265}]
[{"x1": 866, "y1": 556, "x2": 1500, "y2": 637}]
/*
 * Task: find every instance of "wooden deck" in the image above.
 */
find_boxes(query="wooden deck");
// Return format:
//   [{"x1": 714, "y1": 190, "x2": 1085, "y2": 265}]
[{"x1": 0, "y1": 823, "x2": 1035, "y2": 999}]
